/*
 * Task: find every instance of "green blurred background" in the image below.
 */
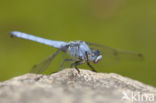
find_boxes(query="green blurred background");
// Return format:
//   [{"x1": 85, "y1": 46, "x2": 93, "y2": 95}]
[{"x1": 0, "y1": 0, "x2": 156, "y2": 86}]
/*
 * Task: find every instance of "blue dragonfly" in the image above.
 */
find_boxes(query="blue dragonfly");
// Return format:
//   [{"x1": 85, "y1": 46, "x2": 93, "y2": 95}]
[{"x1": 10, "y1": 31, "x2": 143, "y2": 73}]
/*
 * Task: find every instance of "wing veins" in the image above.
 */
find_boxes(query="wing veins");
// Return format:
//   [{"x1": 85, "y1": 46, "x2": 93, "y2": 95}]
[
  {"x1": 30, "y1": 49, "x2": 60, "y2": 74},
  {"x1": 86, "y1": 41, "x2": 143, "y2": 61}
]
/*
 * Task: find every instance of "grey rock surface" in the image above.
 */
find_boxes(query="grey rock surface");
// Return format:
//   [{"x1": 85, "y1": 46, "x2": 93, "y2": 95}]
[{"x1": 0, "y1": 69, "x2": 155, "y2": 103}]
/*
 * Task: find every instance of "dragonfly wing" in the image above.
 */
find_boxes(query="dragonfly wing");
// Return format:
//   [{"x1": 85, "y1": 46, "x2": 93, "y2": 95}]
[
  {"x1": 86, "y1": 42, "x2": 143, "y2": 65},
  {"x1": 30, "y1": 49, "x2": 60, "y2": 74},
  {"x1": 57, "y1": 51, "x2": 78, "y2": 71}
]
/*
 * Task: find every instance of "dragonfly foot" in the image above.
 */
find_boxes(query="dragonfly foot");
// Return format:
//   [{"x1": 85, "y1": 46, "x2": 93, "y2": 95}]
[
  {"x1": 87, "y1": 62, "x2": 97, "y2": 72},
  {"x1": 75, "y1": 67, "x2": 80, "y2": 74}
]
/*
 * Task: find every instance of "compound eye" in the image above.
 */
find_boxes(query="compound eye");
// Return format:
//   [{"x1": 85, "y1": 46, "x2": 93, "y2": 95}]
[
  {"x1": 95, "y1": 50, "x2": 100, "y2": 55},
  {"x1": 94, "y1": 55, "x2": 102, "y2": 63}
]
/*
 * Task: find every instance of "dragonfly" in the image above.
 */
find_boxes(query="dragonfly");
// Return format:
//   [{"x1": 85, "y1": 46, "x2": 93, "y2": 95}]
[{"x1": 10, "y1": 31, "x2": 143, "y2": 73}]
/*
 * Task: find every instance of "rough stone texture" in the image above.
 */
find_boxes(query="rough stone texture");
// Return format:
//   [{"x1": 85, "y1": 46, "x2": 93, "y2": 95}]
[{"x1": 0, "y1": 69, "x2": 155, "y2": 103}]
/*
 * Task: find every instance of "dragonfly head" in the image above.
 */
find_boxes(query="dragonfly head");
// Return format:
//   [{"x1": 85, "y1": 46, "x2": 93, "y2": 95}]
[{"x1": 89, "y1": 50, "x2": 102, "y2": 63}]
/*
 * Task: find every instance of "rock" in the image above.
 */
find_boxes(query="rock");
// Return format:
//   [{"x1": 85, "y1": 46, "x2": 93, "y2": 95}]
[{"x1": 0, "y1": 69, "x2": 155, "y2": 103}]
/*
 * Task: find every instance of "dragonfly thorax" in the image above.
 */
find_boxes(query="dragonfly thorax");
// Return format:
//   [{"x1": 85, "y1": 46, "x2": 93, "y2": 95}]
[
  {"x1": 65, "y1": 41, "x2": 102, "y2": 63},
  {"x1": 66, "y1": 41, "x2": 91, "y2": 59}
]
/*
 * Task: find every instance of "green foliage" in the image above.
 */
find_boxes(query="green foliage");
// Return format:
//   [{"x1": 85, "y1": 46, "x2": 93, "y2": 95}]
[{"x1": 0, "y1": 0, "x2": 155, "y2": 86}]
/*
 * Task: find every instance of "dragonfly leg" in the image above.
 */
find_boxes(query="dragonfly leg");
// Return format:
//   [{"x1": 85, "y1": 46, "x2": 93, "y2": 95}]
[
  {"x1": 87, "y1": 62, "x2": 96, "y2": 72},
  {"x1": 85, "y1": 51, "x2": 97, "y2": 72},
  {"x1": 58, "y1": 59, "x2": 75, "y2": 72},
  {"x1": 70, "y1": 61, "x2": 81, "y2": 73}
]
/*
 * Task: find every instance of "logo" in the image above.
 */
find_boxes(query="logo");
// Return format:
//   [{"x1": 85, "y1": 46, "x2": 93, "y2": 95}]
[{"x1": 122, "y1": 91, "x2": 155, "y2": 102}]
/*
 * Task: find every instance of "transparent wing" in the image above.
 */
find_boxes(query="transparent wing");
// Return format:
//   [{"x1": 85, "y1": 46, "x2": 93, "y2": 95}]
[
  {"x1": 30, "y1": 49, "x2": 60, "y2": 74},
  {"x1": 57, "y1": 52, "x2": 77, "y2": 71},
  {"x1": 86, "y1": 42, "x2": 143, "y2": 65}
]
